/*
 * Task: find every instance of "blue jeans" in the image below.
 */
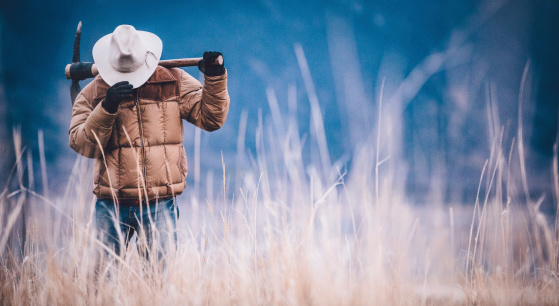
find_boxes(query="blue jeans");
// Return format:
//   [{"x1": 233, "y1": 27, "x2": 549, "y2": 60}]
[{"x1": 95, "y1": 197, "x2": 179, "y2": 259}]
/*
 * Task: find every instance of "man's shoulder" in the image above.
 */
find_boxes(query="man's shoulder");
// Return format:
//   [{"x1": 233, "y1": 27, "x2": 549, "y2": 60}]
[{"x1": 79, "y1": 76, "x2": 110, "y2": 104}]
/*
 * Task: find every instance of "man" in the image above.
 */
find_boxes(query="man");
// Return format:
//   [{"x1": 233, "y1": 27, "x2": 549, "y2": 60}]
[{"x1": 69, "y1": 25, "x2": 229, "y2": 259}]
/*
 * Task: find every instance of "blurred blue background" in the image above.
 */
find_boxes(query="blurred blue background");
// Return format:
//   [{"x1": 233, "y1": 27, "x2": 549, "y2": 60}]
[{"x1": 0, "y1": 0, "x2": 557, "y2": 205}]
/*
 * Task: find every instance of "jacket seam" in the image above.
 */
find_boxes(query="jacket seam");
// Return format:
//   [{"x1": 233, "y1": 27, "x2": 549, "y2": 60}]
[
  {"x1": 118, "y1": 147, "x2": 121, "y2": 194},
  {"x1": 117, "y1": 115, "x2": 120, "y2": 193},
  {"x1": 162, "y1": 100, "x2": 171, "y2": 192},
  {"x1": 116, "y1": 142, "x2": 183, "y2": 148},
  {"x1": 97, "y1": 181, "x2": 185, "y2": 189}
]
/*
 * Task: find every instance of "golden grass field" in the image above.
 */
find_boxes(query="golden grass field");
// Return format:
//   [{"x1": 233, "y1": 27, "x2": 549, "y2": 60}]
[{"x1": 1, "y1": 56, "x2": 559, "y2": 305}]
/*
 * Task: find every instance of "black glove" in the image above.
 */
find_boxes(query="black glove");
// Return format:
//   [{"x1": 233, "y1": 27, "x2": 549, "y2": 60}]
[
  {"x1": 198, "y1": 51, "x2": 225, "y2": 76},
  {"x1": 102, "y1": 81, "x2": 133, "y2": 113}
]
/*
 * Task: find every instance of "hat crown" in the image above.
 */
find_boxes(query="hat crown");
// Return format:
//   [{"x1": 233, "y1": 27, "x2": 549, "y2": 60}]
[
  {"x1": 92, "y1": 24, "x2": 162, "y2": 88},
  {"x1": 109, "y1": 25, "x2": 146, "y2": 73}
]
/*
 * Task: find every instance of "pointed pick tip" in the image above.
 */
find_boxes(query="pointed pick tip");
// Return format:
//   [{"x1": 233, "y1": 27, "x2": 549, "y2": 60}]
[{"x1": 77, "y1": 21, "x2": 82, "y2": 33}]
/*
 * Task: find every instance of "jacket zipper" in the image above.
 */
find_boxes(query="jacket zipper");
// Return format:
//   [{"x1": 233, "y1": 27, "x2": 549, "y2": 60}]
[{"x1": 134, "y1": 88, "x2": 148, "y2": 193}]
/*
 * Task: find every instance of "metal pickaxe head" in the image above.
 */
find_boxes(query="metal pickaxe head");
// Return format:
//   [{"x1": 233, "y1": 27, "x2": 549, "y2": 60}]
[
  {"x1": 67, "y1": 21, "x2": 121, "y2": 105},
  {"x1": 68, "y1": 21, "x2": 98, "y2": 105},
  {"x1": 73, "y1": 21, "x2": 82, "y2": 63},
  {"x1": 70, "y1": 21, "x2": 85, "y2": 105}
]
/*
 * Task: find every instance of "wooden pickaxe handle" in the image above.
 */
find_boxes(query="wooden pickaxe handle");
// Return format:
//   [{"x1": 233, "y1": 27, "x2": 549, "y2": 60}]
[{"x1": 65, "y1": 55, "x2": 223, "y2": 80}]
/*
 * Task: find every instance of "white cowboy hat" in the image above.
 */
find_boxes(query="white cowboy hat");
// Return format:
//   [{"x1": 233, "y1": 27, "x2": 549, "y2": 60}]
[{"x1": 92, "y1": 25, "x2": 162, "y2": 88}]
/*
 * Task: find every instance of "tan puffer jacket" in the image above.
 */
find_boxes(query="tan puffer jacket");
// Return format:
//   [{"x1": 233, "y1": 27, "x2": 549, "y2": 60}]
[{"x1": 69, "y1": 66, "x2": 229, "y2": 200}]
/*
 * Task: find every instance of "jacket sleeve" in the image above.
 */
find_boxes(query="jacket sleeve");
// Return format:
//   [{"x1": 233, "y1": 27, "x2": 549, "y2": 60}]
[
  {"x1": 177, "y1": 69, "x2": 230, "y2": 132},
  {"x1": 69, "y1": 92, "x2": 117, "y2": 158}
]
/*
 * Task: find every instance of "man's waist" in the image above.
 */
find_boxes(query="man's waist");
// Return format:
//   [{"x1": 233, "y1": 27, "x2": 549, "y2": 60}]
[{"x1": 116, "y1": 197, "x2": 173, "y2": 206}]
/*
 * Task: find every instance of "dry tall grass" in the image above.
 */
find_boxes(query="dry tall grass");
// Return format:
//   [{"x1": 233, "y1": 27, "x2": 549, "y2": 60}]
[{"x1": 1, "y1": 56, "x2": 559, "y2": 305}]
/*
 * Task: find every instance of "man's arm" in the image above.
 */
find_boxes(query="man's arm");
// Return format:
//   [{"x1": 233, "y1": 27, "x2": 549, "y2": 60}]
[
  {"x1": 69, "y1": 81, "x2": 132, "y2": 158},
  {"x1": 69, "y1": 91, "x2": 117, "y2": 158},
  {"x1": 177, "y1": 52, "x2": 230, "y2": 132}
]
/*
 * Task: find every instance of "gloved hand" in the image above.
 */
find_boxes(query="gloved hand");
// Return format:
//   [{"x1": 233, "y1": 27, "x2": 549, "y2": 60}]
[
  {"x1": 102, "y1": 81, "x2": 133, "y2": 113},
  {"x1": 198, "y1": 51, "x2": 225, "y2": 76}
]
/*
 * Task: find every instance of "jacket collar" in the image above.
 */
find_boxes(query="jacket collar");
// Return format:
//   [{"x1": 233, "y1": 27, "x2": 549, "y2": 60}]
[
  {"x1": 94, "y1": 66, "x2": 176, "y2": 99},
  {"x1": 145, "y1": 66, "x2": 177, "y2": 84}
]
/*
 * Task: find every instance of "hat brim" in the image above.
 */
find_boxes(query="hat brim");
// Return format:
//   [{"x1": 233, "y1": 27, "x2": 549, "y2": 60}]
[{"x1": 92, "y1": 30, "x2": 162, "y2": 89}]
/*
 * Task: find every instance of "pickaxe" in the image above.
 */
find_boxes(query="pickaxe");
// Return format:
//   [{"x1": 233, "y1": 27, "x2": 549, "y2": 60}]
[{"x1": 66, "y1": 21, "x2": 223, "y2": 105}]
